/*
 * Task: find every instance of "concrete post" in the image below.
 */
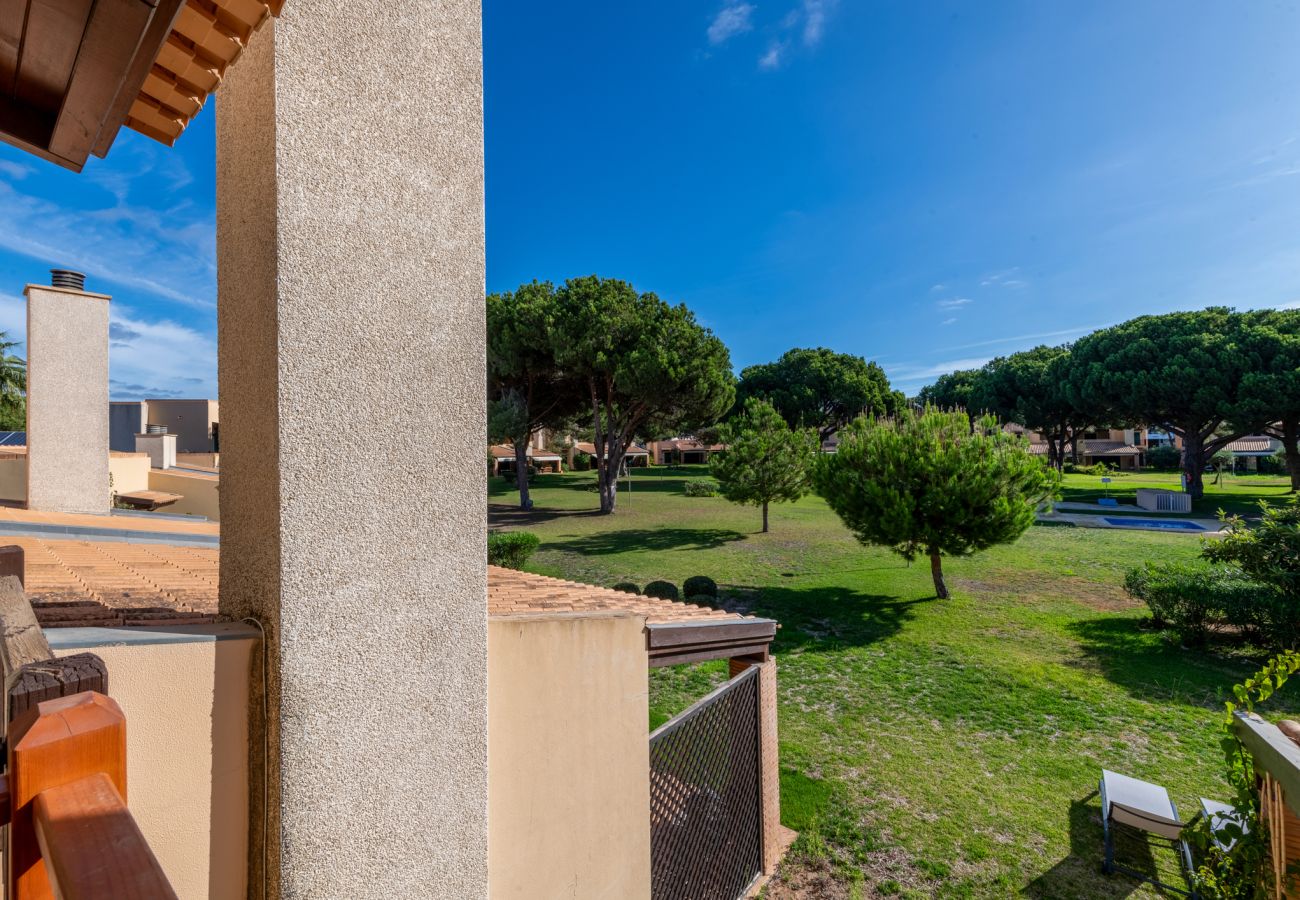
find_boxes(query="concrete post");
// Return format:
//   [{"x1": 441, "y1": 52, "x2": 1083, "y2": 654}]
[
  {"x1": 214, "y1": 2, "x2": 487, "y2": 897},
  {"x1": 24, "y1": 284, "x2": 110, "y2": 515}
]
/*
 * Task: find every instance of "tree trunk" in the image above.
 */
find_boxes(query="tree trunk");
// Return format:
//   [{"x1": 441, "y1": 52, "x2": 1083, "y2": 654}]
[
  {"x1": 929, "y1": 551, "x2": 948, "y2": 599},
  {"x1": 1181, "y1": 431, "x2": 1206, "y2": 500},
  {"x1": 598, "y1": 435, "x2": 625, "y2": 515},
  {"x1": 762, "y1": 501, "x2": 769, "y2": 533},
  {"x1": 1283, "y1": 418, "x2": 1300, "y2": 493},
  {"x1": 513, "y1": 438, "x2": 531, "y2": 509}
]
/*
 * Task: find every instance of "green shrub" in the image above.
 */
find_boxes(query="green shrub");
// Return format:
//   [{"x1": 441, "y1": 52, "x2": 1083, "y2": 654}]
[
  {"x1": 1124, "y1": 562, "x2": 1272, "y2": 646},
  {"x1": 611, "y1": 582, "x2": 641, "y2": 595},
  {"x1": 487, "y1": 531, "x2": 540, "y2": 570},
  {"x1": 1145, "y1": 444, "x2": 1182, "y2": 471},
  {"x1": 574, "y1": 451, "x2": 592, "y2": 471},
  {"x1": 683, "y1": 575, "x2": 718, "y2": 598},
  {"x1": 644, "y1": 580, "x2": 680, "y2": 601},
  {"x1": 684, "y1": 480, "x2": 718, "y2": 497},
  {"x1": 1255, "y1": 452, "x2": 1287, "y2": 476},
  {"x1": 686, "y1": 594, "x2": 718, "y2": 607}
]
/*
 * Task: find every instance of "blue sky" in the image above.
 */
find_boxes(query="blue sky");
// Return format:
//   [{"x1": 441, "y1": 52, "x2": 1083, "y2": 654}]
[{"x1": 1, "y1": 2, "x2": 1299, "y2": 399}]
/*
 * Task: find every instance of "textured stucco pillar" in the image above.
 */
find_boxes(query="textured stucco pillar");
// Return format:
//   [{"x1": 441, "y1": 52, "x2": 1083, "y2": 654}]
[
  {"x1": 24, "y1": 284, "x2": 110, "y2": 514},
  {"x1": 214, "y1": 3, "x2": 487, "y2": 897}
]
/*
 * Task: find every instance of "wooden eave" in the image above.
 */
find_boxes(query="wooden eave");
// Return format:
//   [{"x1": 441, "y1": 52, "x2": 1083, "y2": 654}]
[
  {"x1": 0, "y1": 0, "x2": 280, "y2": 172},
  {"x1": 646, "y1": 619, "x2": 778, "y2": 668}
]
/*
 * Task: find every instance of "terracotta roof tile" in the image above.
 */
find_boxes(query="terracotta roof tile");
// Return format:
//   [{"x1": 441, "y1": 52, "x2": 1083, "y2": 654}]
[{"x1": 488, "y1": 565, "x2": 747, "y2": 625}]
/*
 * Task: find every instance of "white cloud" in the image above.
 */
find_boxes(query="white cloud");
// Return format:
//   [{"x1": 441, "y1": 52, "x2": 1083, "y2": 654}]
[
  {"x1": 1277, "y1": 299, "x2": 1300, "y2": 310},
  {"x1": 0, "y1": 178, "x2": 215, "y2": 310},
  {"x1": 941, "y1": 317, "x2": 957, "y2": 326},
  {"x1": 979, "y1": 267, "x2": 1027, "y2": 289},
  {"x1": 0, "y1": 294, "x2": 215, "y2": 399},
  {"x1": 708, "y1": 3, "x2": 755, "y2": 44},
  {"x1": 0, "y1": 159, "x2": 31, "y2": 181},
  {"x1": 759, "y1": 41, "x2": 786, "y2": 70},
  {"x1": 937, "y1": 297, "x2": 972, "y2": 309},
  {"x1": 801, "y1": 0, "x2": 836, "y2": 46},
  {"x1": 887, "y1": 356, "x2": 993, "y2": 388}
]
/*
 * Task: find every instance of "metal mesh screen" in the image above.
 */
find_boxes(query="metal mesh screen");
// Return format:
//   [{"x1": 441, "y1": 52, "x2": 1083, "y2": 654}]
[{"x1": 649, "y1": 666, "x2": 763, "y2": 900}]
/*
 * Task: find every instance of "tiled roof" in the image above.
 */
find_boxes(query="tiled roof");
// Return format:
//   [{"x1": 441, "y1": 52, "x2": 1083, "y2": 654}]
[
  {"x1": 574, "y1": 442, "x2": 649, "y2": 457},
  {"x1": 14, "y1": 536, "x2": 755, "y2": 630},
  {"x1": 655, "y1": 439, "x2": 725, "y2": 453},
  {"x1": 13, "y1": 537, "x2": 218, "y2": 628},
  {"x1": 488, "y1": 444, "x2": 562, "y2": 460},
  {"x1": 1226, "y1": 436, "x2": 1280, "y2": 454},
  {"x1": 488, "y1": 565, "x2": 747, "y2": 624},
  {"x1": 1028, "y1": 440, "x2": 1143, "y2": 457}
]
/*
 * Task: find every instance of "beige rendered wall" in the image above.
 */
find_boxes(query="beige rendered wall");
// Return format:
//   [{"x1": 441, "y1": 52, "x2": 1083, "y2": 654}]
[
  {"x1": 110, "y1": 452, "x2": 151, "y2": 495},
  {"x1": 148, "y1": 469, "x2": 220, "y2": 520},
  {"x1": 25, "y1": 285, "x2": 110, "y2": 514},
  {"x1": 0, "y1": 455, "x2": 25, "y2": 502},
  {"x1": 50, "y1": 625, "x2": 256, "y2": 900},
  {"x1": 489, "y1": 614, "x2": 652, "y2": 900},
  {"x1": 215, "y1": 2, "x2": 488, "y2": 896}
]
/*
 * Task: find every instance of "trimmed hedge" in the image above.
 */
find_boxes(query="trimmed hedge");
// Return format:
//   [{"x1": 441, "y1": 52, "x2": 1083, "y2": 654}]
[
  {"x1": 684, "y1": 481, "x2": 718, "y2": 497},
  {"x1": 644, "y1": 580, "x2": 680, "y2": 601},
  {"x1": 683, "y1": 575, "x2": 718, "y2": 598},
  {"x1": 488, "y1": 531, "x2": 540, "y2": 570},
  {"x1": 612, "y1": 582, "x2": 641, "y2": 595},
  {"x1": 1124, "y1": 561, "x2": 1281, "y2": 646}
]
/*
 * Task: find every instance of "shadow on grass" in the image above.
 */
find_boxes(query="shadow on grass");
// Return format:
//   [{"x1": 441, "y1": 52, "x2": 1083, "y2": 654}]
[
  {"x1": 1063, "y1": 617, "x2": 1249, "y2": 709},
  {"x1": 1024, "y1": 791, "x2": 1168, "y2": 899},
  {"x1": 733, "y1": 584, "x2": 931, "y2": 654},
  {"x1": 487, "y1": 503, "x2": 607, "y2": 528},
  {"x1": 545, "y1": 527, "x2": 747, "y2": 555}
]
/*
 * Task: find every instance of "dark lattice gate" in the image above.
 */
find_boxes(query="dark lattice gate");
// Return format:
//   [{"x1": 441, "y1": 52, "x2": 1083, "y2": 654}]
[{"x1": 649, "y1": 665, "x2": 763, "y2": 900}]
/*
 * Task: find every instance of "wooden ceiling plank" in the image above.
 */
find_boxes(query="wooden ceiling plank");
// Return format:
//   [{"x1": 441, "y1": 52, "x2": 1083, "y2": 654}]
[
  {"x1": 0, "y1": 0, "x2": 29, "y2": 96},
  {"x1": 92, "y1": 0, "x2": 185, "y2": 157},
  {"x1": 13, "y1": 0, "x2": 93, "y2": 114},
  {"x1": 49, "y1": 0, "x2": 156, "y2": 165}
]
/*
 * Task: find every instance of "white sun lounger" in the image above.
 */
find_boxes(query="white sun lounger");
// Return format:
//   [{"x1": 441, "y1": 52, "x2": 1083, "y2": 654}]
[
  {"x1": 1100, "y1": 769, "x2": 1196, "y2": 897},
  {"x1": 1200, "y1": 798, "x2": 1248, "y2": 852}
]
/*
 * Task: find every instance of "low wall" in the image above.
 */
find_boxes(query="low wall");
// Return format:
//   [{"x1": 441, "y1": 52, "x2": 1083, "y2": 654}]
[
  {"x1": 1136, "y1": 488, "x2": 1192, "y2": 512},
  {"x1": 149, "y1": 469, "x2": 220, "y2": 521},
  {"x1": 489, "y1": 613, "x2": 651, "y2": 899},
  {"x1": 110, "y1": 452, "x2": 151, "y2": 495},
  {"x1": 50, "y1": 624, "x2": 257, "y2": 900},
  {"x1": 0, "y1": 453, "x2": 149, "y2": 505},
  {"x1": 0, "y1": 455, "x2": 24, "y2": 502},
  {"x1": 176, "y1": 453, "x2": 219, "y2": 469}
]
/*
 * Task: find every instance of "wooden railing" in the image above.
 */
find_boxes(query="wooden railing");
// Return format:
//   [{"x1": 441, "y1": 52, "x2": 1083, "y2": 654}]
[{"x1": 0, "y1": 556, "x2": 177, "y2": 899}]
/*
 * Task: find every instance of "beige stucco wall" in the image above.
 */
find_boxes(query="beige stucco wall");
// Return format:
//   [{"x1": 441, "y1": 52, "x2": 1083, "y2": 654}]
[
  {"x1": 148, "y1": 468, "x2": 220, "y2": 521},
  {"x1": 0, "y1": 455, "x2": 25, "y2": 502},
  {"x1": 50, "y1": 625, "x2": 256, "y2": 900},
  {"x1": 214, "y1": 1, "x2": 488, "y2": 896},
  {"x1": 110, "y1": 452, "x2": 151, "y2": 495},
  {"x1": 489, "y1": 614, "x2": 652, "y2": 900},
  {"x1": 25, "y1": 285, "x2": 110, "y2": 514}
]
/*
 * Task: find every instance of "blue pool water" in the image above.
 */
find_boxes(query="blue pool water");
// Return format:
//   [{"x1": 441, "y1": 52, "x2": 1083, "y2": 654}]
[{"x1": 1103, "y1": 517, "x2": 1204, "y2": 531}]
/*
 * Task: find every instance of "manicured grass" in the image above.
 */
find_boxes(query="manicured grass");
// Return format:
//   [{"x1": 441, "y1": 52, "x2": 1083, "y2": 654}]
[
  {"x1": 1059, "y1": 470, "x2": 1292, "y2": 519},
  {"x1": 490, "y1": 466, "x2": 1298, "y2": 898}
]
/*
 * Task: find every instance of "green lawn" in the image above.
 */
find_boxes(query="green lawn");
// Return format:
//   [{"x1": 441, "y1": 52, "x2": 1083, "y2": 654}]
[
  {"x1": 490, "y1": 466, "x2": 1298, "y2": 899},
  {"x1": 1059, "y1": 470, "x2": 1292, "y2": 519}
]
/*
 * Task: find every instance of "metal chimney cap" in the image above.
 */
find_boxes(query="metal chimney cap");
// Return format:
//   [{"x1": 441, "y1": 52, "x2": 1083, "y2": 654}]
[{"x1": 50, "y1": 269, "x2": 86, "y2": 291}]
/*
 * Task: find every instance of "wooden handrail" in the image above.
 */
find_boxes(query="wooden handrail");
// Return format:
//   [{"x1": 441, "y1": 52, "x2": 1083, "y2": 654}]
[
  {"x1": 6, "y1": 691, "x2": 177, "y2": 899},
  {"x1": 34, "y1": 773, "x2": 177, "y2": 900}
]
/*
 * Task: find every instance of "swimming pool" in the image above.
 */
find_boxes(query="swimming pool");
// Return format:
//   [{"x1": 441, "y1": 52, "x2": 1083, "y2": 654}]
[{"x1": 1103, "y1": 517, "x2": 1205, "y2": 531}]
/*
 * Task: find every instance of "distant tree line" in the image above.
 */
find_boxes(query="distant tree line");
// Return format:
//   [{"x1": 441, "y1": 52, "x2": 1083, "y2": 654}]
[
  {"x1": 915, "y1": 307, "x2": 1300, "y2": 499},
  {"x1": 487, "y1": 277, "x2": 908, "y2": 514}
]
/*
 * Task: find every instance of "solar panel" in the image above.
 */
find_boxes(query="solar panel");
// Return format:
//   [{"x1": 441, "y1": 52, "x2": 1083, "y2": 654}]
[{"x1": 0, "y1": 432, "x2": 26, "y2": 446}]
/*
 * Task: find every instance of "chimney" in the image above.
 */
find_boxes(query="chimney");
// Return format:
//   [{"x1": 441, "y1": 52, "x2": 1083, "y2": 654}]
[{"x1": 24, "y1": 275, "x2": 110, "y2": 514}]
